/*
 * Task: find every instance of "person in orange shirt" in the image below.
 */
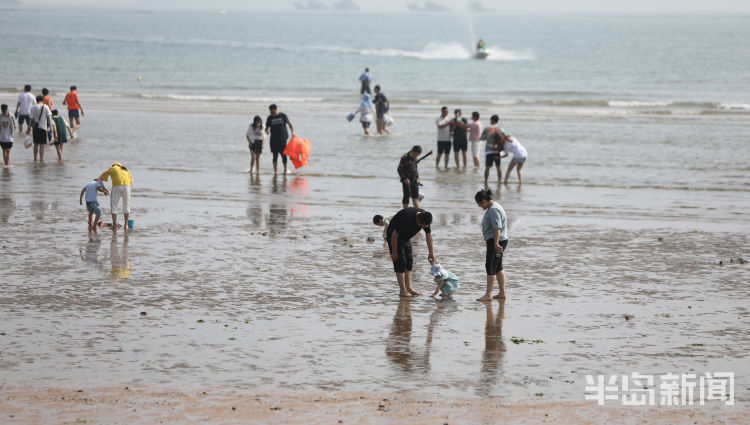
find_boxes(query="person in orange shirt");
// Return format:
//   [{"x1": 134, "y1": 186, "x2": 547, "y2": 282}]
[
  {"x1": 63, "y1": 85, "x2": 84, "y2": 132},
  {"x1": 41, "y1": 88, "x2": 53, "y2": 110}
]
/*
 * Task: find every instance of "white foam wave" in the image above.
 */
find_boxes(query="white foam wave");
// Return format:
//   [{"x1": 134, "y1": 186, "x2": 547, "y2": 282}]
[
  {"x1": 138, "y1": 94, "x2": 325, "y2": 103},
  {"x1": 491, "y1": 100, "x2": 520, "y2": 106},
  {"x1": 485, "y1": 47, "x2": 536, "y2": 61},
  {"x1": 719, "y1": 103, "x2": 750, "y2": 111},
  {"x1": 360, "y1": 42, "x2": 534, "y2": 61},
  {"x1": 608, "y1": 100, "x2": 672, "y2": 107}
]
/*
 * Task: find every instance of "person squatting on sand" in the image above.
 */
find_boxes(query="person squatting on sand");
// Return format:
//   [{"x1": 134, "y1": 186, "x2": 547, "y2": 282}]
[
  {"x1": 397, "y1": 145, "x2": 422, "y2": 209},
  {"x1": 80, "y1": 178, "x2": 109, "y2": 232},
  {"x1": 0, "y1": 104, "x2": 16, "y2": 166},
  {"x1": 480, "y1": 114, "x2": 505, "y2": 186},
  {"x1": 373, "y1": 214, "x2": 392, "y2": 240},
  {"x1": 246, "y1": 115, "x2": 265, "y2": 174},
  {"x1": 386, "y1": 207, "x2": 435, "y2": 297},
  {"x1": 475, "y1": 189, "x2": 509, "y2": 301},
  {"x1": 429, "y1": 263, "x2": 460, "y2": 298},
  {"x1": 265, "y1": 104, "x2": 294, "y2": 175},
  {"x1": 99, "y1": 162, "x2": 134, "y2": 232}
]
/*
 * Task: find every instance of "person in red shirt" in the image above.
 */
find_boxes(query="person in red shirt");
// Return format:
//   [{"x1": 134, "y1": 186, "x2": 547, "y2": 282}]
[
  {"x1": 41, "y1": 88, "x2": 53, "y2": 110},
  {"x1": 63, "y1": 85, "x2": 84, "y2": 132}
]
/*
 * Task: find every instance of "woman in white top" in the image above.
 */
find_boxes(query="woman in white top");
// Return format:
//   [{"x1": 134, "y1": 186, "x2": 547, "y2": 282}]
[
  {"x1": 501, "y1": 134, "x2": 528, "y2": 185},
  {"x1": 246, "y1": 115, "x2": 265, "y2": 174},
  {"x1": 353, "y1": 93, "x2": 375, "y2": 135}
]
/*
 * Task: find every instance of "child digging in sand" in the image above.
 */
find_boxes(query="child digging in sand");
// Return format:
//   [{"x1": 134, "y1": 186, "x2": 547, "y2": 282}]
[
  {"x1": 79, "y1": 178, "x2": 109, "y2": 231},
  {"x1": 373, "y1": 214, "x2": 392, "y2": 240},
  {"x1": 429, "y1": 263, "x2": 460, "y2": 298}
]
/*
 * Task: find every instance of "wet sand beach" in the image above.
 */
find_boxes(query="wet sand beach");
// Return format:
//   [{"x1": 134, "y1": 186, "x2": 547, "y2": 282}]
[{"x1": 1, "y1": 94, "x2": 748, "y2": 424}]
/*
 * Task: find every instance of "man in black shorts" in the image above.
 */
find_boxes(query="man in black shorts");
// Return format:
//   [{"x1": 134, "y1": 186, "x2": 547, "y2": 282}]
[
  {"x1": 451, "y1": 109, "x2": 468, "y2": 168},
  {"x1": 435, "y1": 106, "x2": 451, "y2": 168},
  {"x1": 373, "y1": 85, "x2": 390, "y2": 136},
  {"x1": 397, "y1": 145, "x2": 422, "y2": 209},
  {"x1": 386, "y1": 207, "x2": 435, "y2": 297},
  {"x1": 265, "y1": 104, "x2": 294, "y2": 175}
]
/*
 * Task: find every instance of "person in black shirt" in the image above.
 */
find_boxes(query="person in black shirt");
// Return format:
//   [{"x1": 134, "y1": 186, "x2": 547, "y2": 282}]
[
  {"x1": 386, "y1": 207, "x2": 435, "y2": 297},
  {"x1": 265, "y1": 104, "x2": 294, "y2": 175},
  {"x1": 373, "y1": 85, "x2": 390, "y2": 136},
  {"x1": 397, "y1": 145, "x2": 422, "y2": 209},
  {"x1": 451, "y1": 109, "x2": 468, "y2": 168}
]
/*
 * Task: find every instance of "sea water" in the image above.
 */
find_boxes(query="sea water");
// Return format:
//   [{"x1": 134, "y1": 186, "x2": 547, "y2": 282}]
[{"x1": 0, "y1": 8, "x2": 748, "y2": 401}]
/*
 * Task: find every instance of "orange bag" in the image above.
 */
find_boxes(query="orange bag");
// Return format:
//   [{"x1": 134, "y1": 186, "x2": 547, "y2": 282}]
[{"x1": 283, "y1": 134, "x2": 311, "y2": 169}]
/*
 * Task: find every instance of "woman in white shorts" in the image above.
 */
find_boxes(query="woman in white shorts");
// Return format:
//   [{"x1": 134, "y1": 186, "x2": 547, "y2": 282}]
[{"x1": 501, "y1": 135, "x2": 527, "y2": 184}]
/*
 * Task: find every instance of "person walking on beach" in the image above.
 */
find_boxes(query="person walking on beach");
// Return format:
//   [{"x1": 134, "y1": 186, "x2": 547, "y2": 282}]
[
  {"x1": 0, "y1": 104, "x2": 16, "y2": 166},
  {"x1": 29, "y1": 95, "x2": 52, "y2": 162},
  {"x1": 63, "y1": 86, "x2": 84, "y2": 132},
  {"x1": 42, "y1": 88, "x2": 53, "y2": 111},
  {"x1": 435, "y1": 106, "x2": 452, "y2": 168},
  {"x1": 451, "y1": 109, "x2": 469, "y2": 168},
  {"x1": 358, "y1": 68, "x2": 372, "y2": 95},
  {"x1": 51, "y1": 109, "x2": 72, "y2": 161},
  {"x1": 386, "y1": 207, "x2": 435, "y2": 297},
  {"x1": 99, "y1": 162, "x2": 134, "y2": 232},
  {"x1": 475, "y1": 189, "x2": 509, "y2": 301},
  {"x1": 480, "y1": 114, "x2": 504, "y2": 186},
  {"x1": 353, "y1": 93, "x2": 375, "y2": 135},
  {"x1": 246, "y1": 115, "x2": 265, "y2": 174},
  {"x1": 501, "y1": 134, "x2": 528, "y2": 184},
  {"x1": 373, "y1": 85, "x2": 390, "y2": 135},
  {"x1": 468, "y1": 111, "x2": 482, "y2": 168},
  {"x1": 79, "y1": 178, "x2": 109, "y2": 232},
  {"x1": 398, "y1": 145, "x2": 422, "y2": 209},
  {"x1": 265, "y1": 104, "x2": 294, "y2": 175},
  {"x1": 15, "y1": 84, "x2": 35, "y2": 135}
]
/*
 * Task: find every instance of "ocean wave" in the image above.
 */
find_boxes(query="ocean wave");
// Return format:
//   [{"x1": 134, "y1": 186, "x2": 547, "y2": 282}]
[
  {"x1": 136, "y1": 93, "x2": 325, "y2": 103},
  {"x1": 718, "y1": 103, "x2": 750, "y2": 111},
  {"x1": 360, "y1": 42, "x2": 535, "y2": 61},
  {"x1": 608, "y1": 100, "x2": 672, "y2": 107}
]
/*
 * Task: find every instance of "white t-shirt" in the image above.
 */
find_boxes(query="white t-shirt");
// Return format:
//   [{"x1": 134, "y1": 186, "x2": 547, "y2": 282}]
[
  {"x1": 84, "y1": 180, "x2": 104, "y2": 202},
  {"x1": 17, "y1": 92, "x2": 35, "y2": 115},
  {"x1": 246, "y1": 125, "x2": 265, "y2": 141},
  {"x1": 28, "y1": 104, "x2": 52, "y2": 131},
  {"x1": 436, "y1": 116, "x2": 451, "y2": 141},
  {"x1": 0, "y1": 114, "x2": 16, "y2": 142},
  {"x1": 504, "y1": 136, "x2": 527, "y2": 158}
]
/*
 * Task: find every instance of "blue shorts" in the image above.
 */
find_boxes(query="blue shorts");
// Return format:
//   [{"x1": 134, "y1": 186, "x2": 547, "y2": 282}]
[
  {"x1": 511, "y1": 156, "x2": 527, "y2": 163},
  {"x1": 68, "y1": 109, "x2": 80, "y2": 119},
  {"x1": 86, "y1": 201, "x2": 102, "y2": 216}
]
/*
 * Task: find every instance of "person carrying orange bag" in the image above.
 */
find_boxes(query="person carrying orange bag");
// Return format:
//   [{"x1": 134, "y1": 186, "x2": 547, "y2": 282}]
[{"x1": 282, "y1": 134, "x2": 311, "y2": 169}]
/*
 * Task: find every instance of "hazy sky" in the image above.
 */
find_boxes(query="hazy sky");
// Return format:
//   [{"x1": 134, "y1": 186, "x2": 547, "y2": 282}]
[{"x1": 19, "y1": 0, "x2": 750, "y2": 13}]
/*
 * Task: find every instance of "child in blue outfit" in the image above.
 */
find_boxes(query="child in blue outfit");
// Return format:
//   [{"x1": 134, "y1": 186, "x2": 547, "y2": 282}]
[
  {"x1": 79, "y1": 178, "x2": 109, "y2": 231},
  {"x1": 429, "y1": 263, "x2": 460, "y2": 298}
]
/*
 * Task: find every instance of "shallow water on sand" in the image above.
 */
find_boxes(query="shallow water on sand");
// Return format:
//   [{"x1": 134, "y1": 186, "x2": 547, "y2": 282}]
[{"x1": 0, "y1": 98, "x2": 748, "y2": 402}]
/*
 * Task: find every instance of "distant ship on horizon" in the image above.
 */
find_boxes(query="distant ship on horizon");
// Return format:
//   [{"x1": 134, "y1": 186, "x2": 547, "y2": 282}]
[
  {"x1": 294, "y1": 1, "x2": 328, "y2": 11},
  {"x1": 332, "y1": 0, "x2": 359, "y2": 11},
  {"x1": 407, "y1": 1, "x2": 449, "y2": 12}
]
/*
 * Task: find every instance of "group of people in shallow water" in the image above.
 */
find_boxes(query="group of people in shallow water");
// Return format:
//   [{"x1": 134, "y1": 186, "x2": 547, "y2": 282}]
[
  {"x1": 0, "y1": 84, "x2": 84, "y2": 165},
  {"x1": 374, "y1": 189, "x2": 509, "y2": 301}
]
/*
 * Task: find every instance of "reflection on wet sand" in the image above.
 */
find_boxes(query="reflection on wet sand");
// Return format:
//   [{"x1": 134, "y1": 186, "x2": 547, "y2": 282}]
[
  {"x1": 268, "y1": 203, "x2": 288, "y2": 229},
  {"x1": 0, "y1": 197, "x2": 15, "y2": 223},
  {"x1": 478, "y1": 300, "x2": 505, "y2": 397},
  {"x1": 425, "y1": 298, "x2": 459, "y2": 373},
  {"x1": 30, "y1": 200, "x2": 57, "y2": 220},
  {"x1": 386, "y1": 300, "x2": 427, "y2": 373},
  {"x1": 80, "y1": 235, "x2": 103, "y2": 268},
  {"x1": 110, "y1": 232, "x2": 131, "y2": 282}
]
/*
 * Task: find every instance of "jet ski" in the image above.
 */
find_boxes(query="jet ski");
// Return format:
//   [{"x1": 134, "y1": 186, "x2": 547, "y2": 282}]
[{"x1": 474, "y1": 40, "x2": 489, "y2": 59}]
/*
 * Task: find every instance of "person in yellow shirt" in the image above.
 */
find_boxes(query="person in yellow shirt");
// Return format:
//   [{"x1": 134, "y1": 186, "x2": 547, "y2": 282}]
[{"x1": 98, "y1": 162, "x2": 133, "y2": 231}]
